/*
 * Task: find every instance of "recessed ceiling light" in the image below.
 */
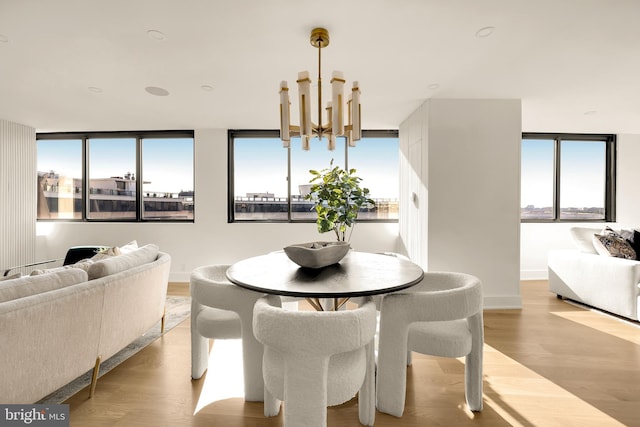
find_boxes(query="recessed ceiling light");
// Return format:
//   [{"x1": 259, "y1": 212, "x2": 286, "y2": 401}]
[
  {"x1": 200, "y1": 85, "x2": 214, "y2": 91},
  {"x1": 475, "y1": 26, "x2": 495, "y2": 38},
  {"x1": 147, "y1": 30, "x2": 166, "y2": 41},
  {"x1": 427, "y1": 83, "x2": 440, "y2": 90},
  {"x1": 0, "y1": 34, "x2": 8, "y2": 43},
  {"x1": 145, "y1": 86, "x2": 170, "y2": 96},
  {"x1": 88, "y1": 86, "x2": 103, "y2": 93}
]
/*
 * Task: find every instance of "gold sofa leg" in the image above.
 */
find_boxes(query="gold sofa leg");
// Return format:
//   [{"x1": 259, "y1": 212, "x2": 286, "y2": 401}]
[
  {"x1": 161, "y1": 306, "x2": 166, "y2": 334},
  {"x1": 89, "y1": 357, "x2": 101, "y2": 398}
]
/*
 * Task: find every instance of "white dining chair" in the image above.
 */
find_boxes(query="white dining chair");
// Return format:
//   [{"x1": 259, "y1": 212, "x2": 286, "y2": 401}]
[
  {"x1": 376, "y1": 271, "x2": 484, "y2": 417},
  {"x1": 253, "y1": 295, "x2": 377, "y2": 427},
  {"x1": 190, "y1": 264, "x2": 273, "y2": 402}
]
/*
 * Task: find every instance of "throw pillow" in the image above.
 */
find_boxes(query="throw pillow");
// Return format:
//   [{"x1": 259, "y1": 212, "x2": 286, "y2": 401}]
[
  {"x1": 592, "y1": 233, "x2": 637, "y2": 259},
  {"x1": 620, "y1": 228, "x2": 634, "y2": 242},
  {"x1": 71, "y1": 258, "x2": 95, "y2": 272},
  {"x1": 633, "y1": 230, "x2": 640, "y2": 261},
  {"x1": 602, "y1": 226, "x2": 623, "y2": 238},
  {"x1": 87, "y1": 243, "x2": 159, "y2": 280},
  {"x1": 569, "y1": 227, "x2": 600, "y2": 254},
  {"x1": 91, "y1": 246, "x2": 121, "y2": 261},
  {"x1": 118, "y1": 240, "x2": 139, "y2": 254},
  {"x1": 30, "y1": 266, "x2": 69, "y2": 276},
  {"x1": 30, "y1": 258, "x2": 98, "y2": 275}
]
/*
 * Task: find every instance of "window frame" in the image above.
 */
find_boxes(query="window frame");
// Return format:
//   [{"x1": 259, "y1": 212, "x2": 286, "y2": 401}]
[
  {"x1": 227, "y1": 129, "x2": 399, "y2": 223},
  {"x1": 521, "y1": 132, "x2": 616, "y2": 223},
  {"x1": 36, "y1": 130, "x2": 195, "y2": 223}
]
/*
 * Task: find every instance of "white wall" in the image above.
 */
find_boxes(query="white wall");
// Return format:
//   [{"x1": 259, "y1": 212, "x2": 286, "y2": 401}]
[
  {"x1": 18, "y1": 121, "x2": 637, "y2": 285},
  {"x1": 35, "y1": 129, "x2": 400, "y2": 281},
  {"x1": 520, "y1": 133, "x2": 640, "y2": 279},
  {"x1": 616, "y1": 134, "x2": 640, "y2": 226},
  {"x1": 400, "y1": 99, "x2": 522, "y2": 309},
  {"x1": 398, "y1": 102, "x2": 429, "y2": 268},
  {"x1": 520, "y1": 223, "x2": 576, "y2": 280}
]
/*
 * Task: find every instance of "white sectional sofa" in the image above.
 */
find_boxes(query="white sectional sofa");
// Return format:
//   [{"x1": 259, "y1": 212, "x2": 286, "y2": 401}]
[
  {"x1": 0, "y1": 244, "x2": 171, "y2": 403},
  {"x1": 548, "y1": 226, "x2": 640, "y2": 321}
]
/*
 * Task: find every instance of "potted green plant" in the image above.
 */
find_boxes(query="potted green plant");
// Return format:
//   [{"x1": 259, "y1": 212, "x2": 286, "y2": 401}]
[{"x1": 305, "y1": 160, "x2": 375, "y2": 242}]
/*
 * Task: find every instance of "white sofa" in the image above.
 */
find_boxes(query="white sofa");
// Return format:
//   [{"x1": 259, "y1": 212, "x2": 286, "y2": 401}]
[
  {"x1": 0, "y1": 244, "x2": 171, "y2": 403},
  {"x1": 548, "y1": 227, "x2": 640, "y2": 321}
]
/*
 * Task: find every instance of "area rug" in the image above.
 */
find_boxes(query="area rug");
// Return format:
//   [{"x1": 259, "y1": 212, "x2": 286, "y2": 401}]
[{"x1": 37, "y1": 295, "x2": 191, "y2": 404}]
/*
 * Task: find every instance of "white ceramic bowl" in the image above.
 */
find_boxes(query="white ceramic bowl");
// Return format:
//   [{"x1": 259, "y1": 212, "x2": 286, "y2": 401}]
[{"x1": 283, "y1": 241, "x2": 351, "y2": 269}]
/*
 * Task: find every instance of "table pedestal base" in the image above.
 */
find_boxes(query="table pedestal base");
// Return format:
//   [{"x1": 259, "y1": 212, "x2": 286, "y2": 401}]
[{"x1": 306, "y1": 297, "x2": 350, "y2": 311}]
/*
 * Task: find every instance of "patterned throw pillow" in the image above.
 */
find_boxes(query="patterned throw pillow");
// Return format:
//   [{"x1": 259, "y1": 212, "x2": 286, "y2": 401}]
[
  {"x1": 619, "y1": 228, "x2": 634, "y2": 242},
  {"x1": 91, "y1": 246, "x2": 121, "y2": 261},
  {"x1": 602, "y1": 226, "x2": 623, "y2": 238},
  {"x1": 592, "y1": 232, "x2": 636, "y2": 260}
]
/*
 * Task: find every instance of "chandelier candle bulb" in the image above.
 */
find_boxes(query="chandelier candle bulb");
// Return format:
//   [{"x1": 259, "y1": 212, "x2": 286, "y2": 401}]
[
  {"x1": 326, "y1": 101, "x2": 334, "y2": 150},
  {"x1": 350, "y1": 81, "x2": 361, "y2": 144},
  {"x1": 331, "y1": 71, "x2": 345, "y2": 136},
  {"x1": 279, "y1": 81, "x2": 290, "y2": 144},
  {"x1": 346, "y1": 93, "x2": 354, "y2": 146},
  {"x1": 297, "y1": 71, "x2": 312, "y2": 138}
]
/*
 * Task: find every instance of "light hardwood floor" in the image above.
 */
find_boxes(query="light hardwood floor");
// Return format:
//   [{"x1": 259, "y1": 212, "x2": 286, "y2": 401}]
[{"x1": 65, "y1": 281, "x2": 640, "y2": 426}]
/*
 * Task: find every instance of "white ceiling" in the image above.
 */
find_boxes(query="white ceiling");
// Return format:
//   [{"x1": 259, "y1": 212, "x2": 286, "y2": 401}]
[{"x1": 1, "y1": 0, "x2": 640, "y2": 134}]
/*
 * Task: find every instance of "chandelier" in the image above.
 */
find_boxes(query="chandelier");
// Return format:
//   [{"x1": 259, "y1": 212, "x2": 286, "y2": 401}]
[{"x1": 279, "y1": 27, "x2": 361, "y2": 151}]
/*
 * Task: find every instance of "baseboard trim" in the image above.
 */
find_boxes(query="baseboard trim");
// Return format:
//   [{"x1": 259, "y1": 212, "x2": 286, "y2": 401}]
[
  {"x1": 520, "y1": 269, "x2": 548, "y2": 281},
  {"x1": 484, "y1": 295, "x2": 522, "y2": 310},
  {"x1": 169, "y1": 272, "x2": 190, "y2": 283}
]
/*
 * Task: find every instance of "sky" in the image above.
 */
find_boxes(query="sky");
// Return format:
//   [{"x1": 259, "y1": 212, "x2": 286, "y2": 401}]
[
  {"x1": 233, "y1": 136, "x2": 400, "y2": 199},
  {"x1": 37, "y1": 135, "x2": 400, "y2": 199},
  {"x1": 521, "y1": 139, "x2": 606, "y2": 208},
  {"x1": 37, "y1": 138, "x2": 194, "y2": 194},
  {"x1": 39, "y1": 136, "x2": 604, "y2": 207}
]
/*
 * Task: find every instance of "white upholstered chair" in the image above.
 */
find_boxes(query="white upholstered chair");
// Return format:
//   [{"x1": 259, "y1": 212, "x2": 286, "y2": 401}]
[
  {"x1": 376, "y1": 271, "x2": 484, "y2": 417},
  {"x1": 190, "y1": 264, "x2": 272, "y2": 402},
  {"x1": 253, "y1": 295, "x2": 377, "y2": 427}
]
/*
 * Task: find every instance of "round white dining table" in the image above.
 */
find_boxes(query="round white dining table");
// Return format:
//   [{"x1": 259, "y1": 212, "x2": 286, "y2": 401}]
[{"x1": 226, "y1": 251, "x2": 424, "y2": 310}]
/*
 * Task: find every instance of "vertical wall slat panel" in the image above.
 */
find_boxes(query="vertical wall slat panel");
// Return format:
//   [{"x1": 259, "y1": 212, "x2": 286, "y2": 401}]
[{"x1": 1, "y1": 120, "x2": 36, "y2": 276}]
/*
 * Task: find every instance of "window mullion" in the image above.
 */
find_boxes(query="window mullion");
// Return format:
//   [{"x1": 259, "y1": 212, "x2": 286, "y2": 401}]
[
  {"x1": 83, "y1": 137, "x2": 89, "y2": 221},
  {"x1": 606, "y1": 138, "x2": 616, "y2": 222},
  {"x1": 287, "y1": 144, "x2": 292, "y2": 221},
  {"x1": 137, "y1": 136, "x2": 143, "y2": 221},
  {"x1": 554, "y1": 138, "x2": 561, "y2": 221},
  {"x1": 344, "y1": 137, "x2": 349, "y2": 171}
]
